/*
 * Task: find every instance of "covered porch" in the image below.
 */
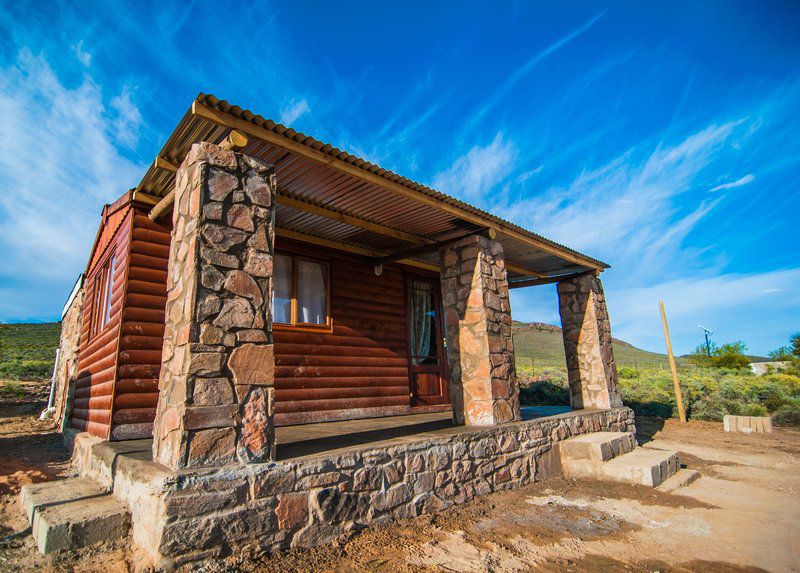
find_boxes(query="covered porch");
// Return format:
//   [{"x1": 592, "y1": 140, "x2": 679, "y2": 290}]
[{"x1": 125, "y1": 93, "x2": 623, "y2": 472}]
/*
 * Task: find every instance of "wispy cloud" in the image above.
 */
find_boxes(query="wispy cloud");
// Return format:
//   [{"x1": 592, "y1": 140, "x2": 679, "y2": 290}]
[
  {"x1": 280, "y1": 98, "x2": 310, "y2": 125},
  {"x1": 498, "y1": 120, "x2": 747, "y2": 277},
  {"x1": 431, "y1": 133, "x2": 516, "y2": 202},
  {"x1": 708, "y1": 173, "x2": 755, "y2": 192},
  {"x1": 0, "y1": 49, "x2": 145, "y2": 321},
  {"x1": 609, "y1": 269, "x2": 800, "y2": 354},
  {"x1": 73, "y1": 40, "x2": 92, "y2": 67},
  {"x1": 463, "y1": 10, "x2": 607, "y2": 136}
]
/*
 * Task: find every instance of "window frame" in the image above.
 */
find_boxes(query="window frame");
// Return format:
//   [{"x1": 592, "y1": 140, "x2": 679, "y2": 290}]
[
  {"x1": 272, "y1": 252, "x2": 332, "y2": 332},
  {"x1": 89, "y1": 251, "x2": 117, "y2": 340}
]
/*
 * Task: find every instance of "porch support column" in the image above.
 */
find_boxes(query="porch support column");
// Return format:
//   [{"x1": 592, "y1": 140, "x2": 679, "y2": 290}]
[
  {"x1": 152, "y1": 141, "x2": 277, "y2": 470},
  {"x1": 557, "y1": 274, "x2": 622, "y2": 409},
  {"x1": 440, "y1": 235, "x2": 521, "y2": 426}
]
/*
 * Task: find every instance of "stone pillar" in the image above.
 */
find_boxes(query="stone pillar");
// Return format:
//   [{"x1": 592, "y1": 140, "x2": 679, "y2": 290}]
[
  {"x1": 557, "y1": 274, "x2": 622, "y2": 409},
  {"x1": 440, "y1": 235, "x2": 520, "y2": 426},
  {"x1": 152, "y1": 142, "x2": 277, "y2": 470}
]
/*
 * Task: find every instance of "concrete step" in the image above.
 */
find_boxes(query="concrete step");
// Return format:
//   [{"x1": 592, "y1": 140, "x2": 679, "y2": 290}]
[
  {"x1": 657, "y1": 468, "x2": 701, "y2": 492},
  {"x1": 19, "y1": 478, "x2": 130, "y2": 553},
  {"x1": 601, "y1": 448, "x2": 680, "y2": 487},
  {"x1": 20, "y1": 477, "x2": 108, "y2": 522},
  {"x1": 560, "y1": 431, "x2": 636, "y2": 463}
]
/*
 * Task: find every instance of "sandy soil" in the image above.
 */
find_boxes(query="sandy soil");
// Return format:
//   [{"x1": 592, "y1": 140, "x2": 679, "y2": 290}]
[{"x1": 0, "y1": 385, "x2": 798, "y2": 573}]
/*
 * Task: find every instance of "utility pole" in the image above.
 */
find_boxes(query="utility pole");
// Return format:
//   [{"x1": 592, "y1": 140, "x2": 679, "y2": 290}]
[{"x1": 660, "y1": 301, "x2": 687, "y2": 423}]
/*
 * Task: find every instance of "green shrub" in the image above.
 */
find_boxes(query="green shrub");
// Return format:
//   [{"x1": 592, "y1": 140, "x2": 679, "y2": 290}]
[
  {"x1": 773, "y1": 406, "x2": 800, "y2": 426},
  {"x1": 618, "y1": 366, "x2": 638, "y2": 379}
]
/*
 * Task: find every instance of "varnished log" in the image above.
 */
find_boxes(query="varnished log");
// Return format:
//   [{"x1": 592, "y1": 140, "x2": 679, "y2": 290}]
[
  {"x1": 275, "y1": 386, "x2": 408, "y2": 401},
  {"x1": 116, "y1": 378, "x2": 159, "y2": 393},
  {"x1": 114, "y1": 392, "x2": 159, "y2": 409},
  {"x1": 275, "y1": 395, "x2": 408, "y2": 414},
  {"x1": 123, "y1": 307, "x2": 166, "y2": 324},
  {"x1": 121, "y1": 321, "x2": 165, "y2": 337},
  {"x1": 275, "y1": 354, "x2": 407, "y2": 367},
  {"x1": 113, "y1": 407, "x2": 158, "y2": 424},
  {"x1": 129, "y1": 253, "x2": 169, "y2": 271},
  {"x1": 120, "y1": 334, "x2": 164, "y2": 350},
  {"x1": 118, "y1": 349, "x2": 163, "y2": 365}
]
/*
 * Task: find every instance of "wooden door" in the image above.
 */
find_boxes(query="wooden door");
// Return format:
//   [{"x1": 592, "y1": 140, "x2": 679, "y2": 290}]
[{"x1": 405, "y1": 275, "x2": 449, "y2": 407}]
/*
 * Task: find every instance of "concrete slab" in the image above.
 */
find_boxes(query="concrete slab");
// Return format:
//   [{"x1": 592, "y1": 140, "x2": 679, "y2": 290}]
[
  {"x1": 20, "y1": 477, "x2": 107, "y2": 523},
  {"x1": 32, "y1": 494, "x2": 130, "y2": 553},
  {"x1": 657, "y1": 468, "x2": 701, "y2": 492},
  {"x1": 559, "y1": 431, "x2": 635, "y2": 462},
  {"x1": 602, "y1": 448, "x2": 680, "y2": 487}
]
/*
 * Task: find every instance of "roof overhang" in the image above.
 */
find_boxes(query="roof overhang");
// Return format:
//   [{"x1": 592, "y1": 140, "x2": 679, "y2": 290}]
[{"x1": 133, "y1": 93, "x2": 609, "y2": 282}]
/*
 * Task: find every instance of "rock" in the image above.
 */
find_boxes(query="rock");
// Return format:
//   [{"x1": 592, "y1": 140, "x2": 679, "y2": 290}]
[
  {"x1": 187, "y1": 428, "x2": 237, "y2": 467},
  {"x1": 224, "y1": 270, "x2": 263, "y2": 307},
  {"x1": 201, "y1": 247, "x2": 240, "y2": 269},
  {"x1": 244, "y1": 250, "x2": 273, "y2": 278},
  {"x1": 239, "y1": 387, "x2": 273, "y2": 460},
  {"x1": 202, "y1": 224, "x2": 249, "y2": 252},
  {"x1": 188, "y1": 352, "x2": 224, "y2": 376},
  {"x1": 227, "y1": 204, "x2": 254, "y2": 231},
  {"x1": 207, "y1": 170, "x2": 238, "y2": 201},
  {"x1": 193, "y1": 378, "x2": 234, "y2": 406},
  {"x1": 244, "y1": 171, "x2": 273, "y2": 206},
  {"x1": 213, "y1": 298, "x2": 255, "y2": 329},
  {"x1": 201, "y1": 266, "x2": 225, "y2": 291},
  {"x1": 276, "y1": 493, "x2": 308, "y2": 530},
  {"x1": 228, "y1": 344, "x2": 274, "y2": 386}
]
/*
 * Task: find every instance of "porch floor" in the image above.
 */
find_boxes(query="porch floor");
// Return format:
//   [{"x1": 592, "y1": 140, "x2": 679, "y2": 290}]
[
  {"x1": 276, "y1": 406, "x2": 572, "y2": 461},
  {"x1": 81, "y1": 406, "x2": 575, "y2": 471}
]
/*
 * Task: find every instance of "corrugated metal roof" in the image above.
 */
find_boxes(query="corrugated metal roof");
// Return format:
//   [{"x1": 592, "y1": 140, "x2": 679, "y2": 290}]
[{"x1": 134, "y1": 93, "x2": 609, "y2": 278}]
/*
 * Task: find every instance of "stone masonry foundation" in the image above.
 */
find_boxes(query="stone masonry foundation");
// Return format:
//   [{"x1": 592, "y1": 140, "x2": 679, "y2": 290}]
[
  {"x1": 440, "y1": 235, "x2": 520, "y2": 426},
  {"x1": 152, "y1": 142, "x2": 277, "y2": 470},
  {"x1": 557, "y1": 274, "x2": 622, "y2": 409},
  {"x1": 70, "y1": 408, "x2": 634, "y2": 568}
]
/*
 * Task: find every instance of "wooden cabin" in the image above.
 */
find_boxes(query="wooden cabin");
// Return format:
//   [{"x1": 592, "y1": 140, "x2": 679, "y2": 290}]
[
  {"x1": 67, "y1": 93, "x2": 609, "y2": 442},
  {"x1": 72, "y1": 196, "x2": 452, "y2": 440}
]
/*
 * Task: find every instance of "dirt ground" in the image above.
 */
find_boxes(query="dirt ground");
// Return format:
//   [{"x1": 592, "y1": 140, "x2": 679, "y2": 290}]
[{"x1": 0, "y1": 383, "x2": 798, "y2": 573}]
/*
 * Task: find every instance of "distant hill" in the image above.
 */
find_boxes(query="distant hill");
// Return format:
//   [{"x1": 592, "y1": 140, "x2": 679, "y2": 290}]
[
  {"x1": 0, "y1": 322, "x2": 61, "y2": 380},
  {"x1": 512, "y1": 321, "x2": 677, "y2": 370},
  {"x1": 0, "y1": 321, "x2": 767, "y2": 380}
]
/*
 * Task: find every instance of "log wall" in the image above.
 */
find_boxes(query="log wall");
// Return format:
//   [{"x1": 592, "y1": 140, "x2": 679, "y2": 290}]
[
  {"x1": 72, "y1": 204, "x2": 132, "y2": 438},
  {"x1": 72, "y1": 207, "x2": 449, "y2": 435},
  {"x1": 273, "y1": 240, "x2": 419, "y2": 425},
  {"x1": 110, "y1": 208, "x2": 171, "y2": 439}
]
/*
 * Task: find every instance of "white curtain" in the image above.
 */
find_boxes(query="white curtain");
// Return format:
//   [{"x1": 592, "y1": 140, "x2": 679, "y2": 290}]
[
  {"x1": 298, "y1": 260, "x2": 327, "y2": 324},
  {"x1": 409, "y1": 280, "x2": 432, "y2": 362},
  {"x1": 272, "y1": 254, "x2": 293, "y2": 323}
]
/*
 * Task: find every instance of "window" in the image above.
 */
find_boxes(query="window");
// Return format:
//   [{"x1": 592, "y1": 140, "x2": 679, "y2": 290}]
[
  {"x1": 90, "y1": 255, "x2": 116, "y2": 338},
  {"x1": 272, "y1": 253, "x2": 330, "y2": 327}
]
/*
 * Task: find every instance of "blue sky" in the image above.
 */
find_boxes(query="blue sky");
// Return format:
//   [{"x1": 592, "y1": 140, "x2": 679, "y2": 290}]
[{"x1": 0, "y1": 1, "x2": 798, "y2": 356}]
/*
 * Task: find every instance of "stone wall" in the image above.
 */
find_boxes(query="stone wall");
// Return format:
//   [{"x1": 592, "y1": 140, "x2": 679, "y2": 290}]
[
  {"x1": 54, "y1": 284, "x2": 85, "y2": 428},
  {"x1": 132, "y1": 408, "x2": 634, "y2": 566},
  {"x1": 152, "y1": 142, "x2": 277, "y2": 470},
  {"x1": 557, "y1": 274, "x2": 622, "y2": 409},
  {"x1": 440, "y1": 235, "x2": 520, "y2": 426}
]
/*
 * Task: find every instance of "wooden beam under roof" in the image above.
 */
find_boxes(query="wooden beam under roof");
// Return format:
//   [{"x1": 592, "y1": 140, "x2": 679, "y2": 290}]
[
  {"x1": 192, "y1": 100, "x2": 605, "y2": 271},
  {"x1": 508, "y1": 270, "x2": 597, "y2": 289},
  {"x1": 276, "y1": 228, "x2": 439, "y2": 272},
  {"x1": 277, "y1": 194, "x2": 432, "y2": 246}
]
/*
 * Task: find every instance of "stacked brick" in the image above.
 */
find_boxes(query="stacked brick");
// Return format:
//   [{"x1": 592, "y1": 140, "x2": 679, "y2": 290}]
[
  {"x1": 150, "y1": 407, "x2": 634, "y2": 564},
  {"x1": 557, "y1": 274, "x2": 622, "y2": 409},
  {"x1": 440, "y1": 235, "x2": 520, "y2": 426},
  {"x1": 53, "y1": 284, "x2": 85, "y2": 427},
  {"x1": 152, "y1": 142, "x2": 277, "y2": 470}
]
